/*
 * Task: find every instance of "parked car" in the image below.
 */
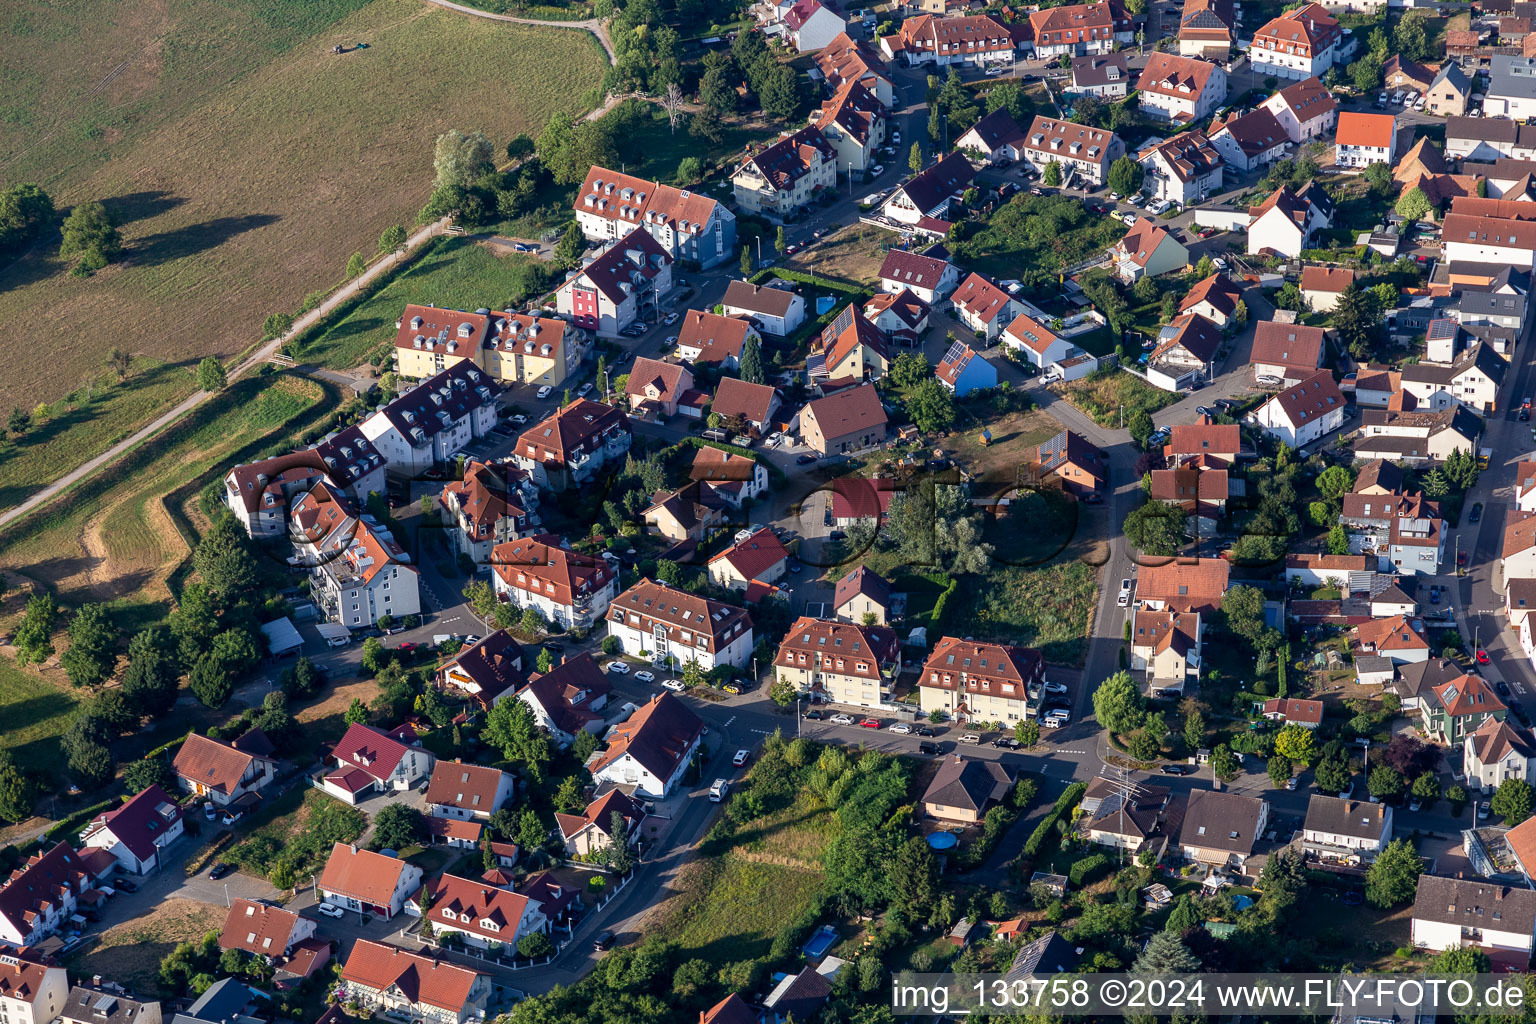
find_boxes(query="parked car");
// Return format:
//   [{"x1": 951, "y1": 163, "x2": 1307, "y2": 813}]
[
  {"x1": 733, "y1": 749, "x2": 751, "y2": 767},
  {"x1": 536, "y1": 385, "x2": 553, "y2": 400},
  {"x1": 959, "y1": 733, "x2": 982, "y2": 743},
  {"x1": 918, "y1": 741, "x2": 941, "y2": 755},
  {"x1": 222, "y1": 810, "x2": 243, "y2": 826},
  {"x1": 1160, "y1": 764, "x2": 1194, "y2": 776},
  {"x1": 606, "y1": 661, "x2": 631, "y2": 675},
  {"x1": 316, "y1": 902, "x2": 346, "y2": 918},
  {"x1": 1498, "y1": 680, "x2": 1512, "y2": 697},
  {"x1": 891, "y1": 723, "x2": 913, "y2": 734},
  {"x1": 796, "y1": 453, "x2": 817, "y2": 465},
  {"x1": 1470, "y1": 503, "x2": 1483, "y2": 523},
  {"x1": 1480, "y1": 800, "x2": 1492, "y2": 820},
  {"x1": 113, "y1": 878, "x2": 139, "y2": 893},
  {"x1": 209, "y1": 862, "x2": 234, "y2": 880},
  {"x1": 710, "y1": 779, "x2": 730, "y2": 802},
  {"x1": 593, "y1": 930, "x2": 616, "y2": 951},
  {"x1": 830, "y1": 714, "x2": 856, "y2": 725},
  {"x1": 805, "y1": 710, "x2": 826, "y2": 720},
  {"x1": 634, "y1": 670, "x2": 656, "y2": 683},
  {"x1": 661, "y1": 679, "x2": 686, "y2": 692},
  {"x1": 721, "y1": 682, "x2": 742, "y2": 695},
  {"x1": 859, "y1": 717, "x2": 882, "y2": 729},
  {"x1": 916, "y1": 725, "x2": 936, "y2": 736},
  {"x1": 993, "y1": 737, "x2": 1021, "y2": 749},
  {"x1": 664, "y1": 312, "x2": 680, "y2": 326}
]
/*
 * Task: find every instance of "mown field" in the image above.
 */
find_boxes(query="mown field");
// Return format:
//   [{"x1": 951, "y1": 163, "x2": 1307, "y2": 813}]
[
  {"x1": 0, "y1": 655, "x2": 80, "y2": 777},
  {"x1": 0, "y1": 0, "x2": 607, "y2": 415}
]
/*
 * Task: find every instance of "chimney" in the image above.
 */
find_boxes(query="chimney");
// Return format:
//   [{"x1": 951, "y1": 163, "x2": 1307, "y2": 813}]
[
  {"x1": 1497, "y1": 888, "x2": 1505, "y2": 900},
  {"x1": 350, "y1": 844, "x2": 359, "y2": 854}
]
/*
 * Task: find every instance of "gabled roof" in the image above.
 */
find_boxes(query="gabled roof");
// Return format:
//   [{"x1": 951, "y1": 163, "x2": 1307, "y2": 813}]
[
  {"x1": 709, "y1": 377, "x2": 780, "y2": 425},
  {"x1": 492, "y1": 533, "x2": 615, "y2": 608},
  {"x1": 1468, "y1": 716, "x2": 1536, "y2": 766},
  {"x1": 339, "y1": 940, "x2": 484, "y2": 1012},
  {"x1": 833, "y1": 565, "x2": 893, "y2": 611},
  {"x1": 573, "y1": 228, "x2": 673, "y2": 305},
  {"x1": 1032, "y1": 429, "x2": 1104, "y2": 486},
  {"x1": 0, "y1": 951, "x2": 59, "y2": 1006},
  {"x1": 804, "y1": 382, "x2": 888, "y2": 438},
  {"x1": 1270, "y1": 76, "x2": 1336, "y2": 123},
  {"x1": 722, "y1": 279, "x2": 801, "y2": 319},
  {"x1": 518, "y1": 653, "x2": 612, "y2": 737},
  {"x1": 1507, "y1": 509, "x2": 1536, "y2": 559},
  {"x1": 675, "y1": 310, "x2": 755, "y2": 365},
  {"x1": 1072, "y1": 51, "x2": 1130, "y2": 88},
  {"x1": 708, "y1": 526, "x2": 791, "y2": 581},
  {"x1": 0, "y1": 842, "x2": 92, "y2": 941},
  {"x1": 1259, "y1": 697, "x2": 1323, "y2": 726},
  {"x1": 699, "y1": 994, "x2": 759, "y2": 1024},
  {"x1": 373, "y1": 362, "x2": 501, "y2": 443},
  {"x1": 878, "y1": 248, "x2": 953, "y2": 290},
  {"x1": 830, "y1": 476, "x2": 897, "y2": 520},
  {"x1": 319, "y1": 844, "x2": 413, "y2": 907},
  {"x1": 895, "y1": 151, "x2": 976, "y2": 215},
  {"x1": 819, "y1": 304, "x2": 889, "y2": 374},
  {"x1": 1003, "y1": 311, "x2": 1063, "y2": 355},
  {"x1": 740, "y1": 125, "x2": 837, "y2": 191},
  {"x1": 219, "y1": 898, "x2": 303, "y2": 957},
  {"x1": 1337, "y1": 111, "x2": 1397, "y2": 149},
  {"x1": 174, "y1": 732, "x2": 273, "y2": 796},
  {"x1": 922, "y1": 637, "x2": 1046, "y2": 699},
  {"x1": 1140, "y1": 130, "x2": 1222, "y2": 184},
  {"x1": 815, "y1": 33, "x2": 893, "y2": 95},
  {"x1": 1411, "y1": 875, "x2": 1536, "y2": 936},
  {"x1": 515, "y1": 399, "x2": 628, "y2": 467},
  {"x1": 775, "y1": 616, "x2": 901, "y2": 680},
  {"x1": 1180, "y1": 272, "x2": 1242, "y2": 317},
  {"x1": 1432, "y1": 673, "x2": 1506, "y2": 717},
  {"x1": 425, "y1": 761, "x2": 509, "y2": 815},
  {"x1": 1021, "y1": 114, "x2": 1120, "y2": 165},
  {"x1": 1137, "y1": 558, "x2": 1230, "y2": 612},
  {"x1": 952, "y1": 272, "x2": 1014, "y2": 324},
  {"x1": 1303, "y1": 795, "x2": 1388, "y2": 841},
  {"x1": 1165, "y1": 421, "x2": 1241, "y2": 457},
  {"x1": 555, "y1": 788, "x2": 644, "y2": 843},
  {"x1": 864, "y1": 288, "x2": 929, "y2": 331},
  {"x1": 1119, "y1": 217, "x2": 1181, "y2": 268},
  {"x1": 440, "y1": 459, "x2": 533, "y2": 540},
  {"x1": 439, "y1": 630, "x2": 526, "y2": 704},
  {"x1": 921, "y1": 755, "x2": 1012, "y2": 812},
  {"x1": 608, "y1": 578, "x2": 753, "y2": 655},
  {"x1": 330, "y1": 724, "x2": 414, "y2": 785},
  {"x1": 1178, "y1": 789, "x2": 1265, "y2": 853},
  {"x1": 591, "y1": 692, "x2": 706, "y2": 782},
  {"x1": 959, "y1": 109, "x2": 1027, "y2": 154},
  {"x1": 90, "y1": 785, "x2": 183, "y2": 862},
  {"x1": 1300, "y1": 265, "x2": 1355, "y2": 294},
  {"x1": 1212, "y1": 106, "x2": 1288, "y2": 158},
  {"x1": 575, "y1": 166, "x2": 724, "y2": 237},
  {"x1": 1263, "y1": 369, "x2": 1344, "y2": 428},
  {"x1": 1137, "y1": 52, "x2": 1221, "y2": 103},
  {"x1": 936, "y1": 340, "x2": 986, "y2": 387},
  {"x1": 1251, "y1": 320, "x2": 1326, "y2": 372},
  {"x1": 1355, "y1": 614, "x2": 1429, "y2": 652},
  {"x1": 1153, "y1": 312, "x2": 1222, "y2": 364},
  {"x1": 816, "y1": 79, "x2": 885, "y2": 147},
  {"x1": 1252, "y1": 2, "x2": 1341, "y2": 51},
  {"x1": 626, "y1": 356, "x2": 693, "y2": 404},
  {"x1": 421, "y1": 873, "x2": 532, "y2": 944}
]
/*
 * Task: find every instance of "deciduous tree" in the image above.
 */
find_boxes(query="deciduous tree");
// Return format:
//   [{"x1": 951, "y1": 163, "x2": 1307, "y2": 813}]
[
  {"x1": 59, "y1": 200, "x2": 121, "y2": 274},
  {"x1": 1092, "y1": 671, "x2": 1145, "y2": 736},
  {"x1": 1493, "y1": 778, "x2": 1535, "y2": 824},
  {"x1": 62, "y1": 603, "x2": 117, "y2": 688},
  {"x1": 1366, "y1": 837, "x2": 1424, "y2": 908}
]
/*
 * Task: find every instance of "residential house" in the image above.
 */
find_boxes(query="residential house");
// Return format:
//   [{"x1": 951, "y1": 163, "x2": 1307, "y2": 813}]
[
  {"x1": 360, "y1": 362, "x2": 500, "y2": 477},
  {"x1": 833, "y1": 566, "x2": 894, "y2": 624},
  {"x1": 1150, "y1": 465, "x2": 1229, "y2": 531},
  {"x1": 218, "y1": 899, "x2": 325, "y2": 984},
  {"x1": 516, "y1": 654, "x2": 612, "y2": 747},
  {"x1": 699, "y1": 996, "x2": 760, "y2": 1024},
  {"x1": 1354, "y1": 458, "x2": 1406, "y2": 494},
  {"x1": 1177, "y1": 789, "x2": 1269, "y2": 869},
  {"x1": 1136, "y1": 558, "x2": 1230, "y2": 614},
  {"x1": 1002, "y1": 311, "x2": 1072, "y2": 367},
  {"x1": 1508, "y1": 511, "x2": 1536, "y2": 584},
  {"x1": 491, "y1": 534, "x2": 619, "y2": 631},
  {"x1": 1027, "y1": 2, "x2": 1132, "y2": 58},
  {"x1": 1445, "y1": 115, "x2": 1536, "y2": 162},
  {"x1": 1258, "y1": 697, "x2": 1324, "y2": 728},
  {"x1": 935, "y1": 339, "x2": 997, "y2": 395},
  {"x1": 773, "y1": 616, "x2": 901, "y2": 709},
  {"x1": 1254, "y1": 370, "x2": 1345, "y2": 448},
  {"x1": 921, "y1": 756, "x2": 1013, "y2": 823},
  {"x1": 1424, "y1": 672, "x2": 1507, "y2": 742},
  {"x1": 222, "y1": 431, "x2": 384, "y2": 539},
  {"x1": 1178, "y1": 273, "x2": 1244, "y2": 327},
  {"x1": 814, "y1": 79, "x2": 886, "y2": 172},
  {"x1": 863, "y1": 288, "x2": 930, "y2": 346},
  {"x1": 590, "y1": 693, "x2": 706, "y2": 799},
  {"x1": 1442, "y1": 198, "x2": 1536, "y2": 271},
  {"x1": 707, "y1": 527, "x2": 791, "y2": 591},
  {"x1": 690, "y1": 445, "x2": 770, "y2": 507},
  {"x1": 1129, "y1": 610, "x2": 1202, "y2": 688},
  {"x1": 172, "y1": 731, "x2": 277, "y2": 809},
  {"x1": 955, "y1": 109, "x2": 1028, "y2": 165},
  {"x1": 640, "y1": 485, "x2": 722, "y2": 554},
  {"x1": 1248, "y1": 3, "x2": 1344, "y2": 80},
  {"x1": 1138, "y1": 131, "x2": 1224, "y2": 205},
  {"x1": 1486, "y1": 54, "x2": 1536, "y2": 121},
  {"x1": 1260, "y1": 76, "x2": 1338, "y2": 142},
  {"x1": 320, "y1": 723, "x2": 435, "y2": 804},
  {"x1": 573, "y1": 167, "x2": 736, "y2": 269},
  {"x1": 437, "y1": 631, "x2": 526, "y2": 708},
  {"x1": 337, "y1": 941, "x2": 489, "y2": 1024},
  {"x1": 1251, "y1": 321, "x2": 1327, "y2": 385},
  {"x1": 318, "y1": 844, "x2": 424, "y2": 920},
  {"x1": 1115, "y1": 217, "x2": 1190, "y2": 282},
  {"x1": 815, "y1": 33, "x2": 896, "y2": 107},
  {"x1": 1354, "y1": 405, "x2": 1482, "y2": 465},
  {"x1": 0, "y1": 952, "x2": 67, "y2": 1024},
  {"x1": 1335, "y1": 111, "x2": 1397, "y2": 168},
  {"x1": 512, "y1": 399, "x2": 631, "y2": 492},
  {"x1": 1466, "y1": 717, "x2": 1536, "y2": 791},
  {"x1": 879, "y1": 13, "x2": 1017, "y2": 67},
  {"x1": 878, "y1": 248, "x2": 959, "y2": 303},
  {"x1": 1301, "y1": 796, "x2": 1392, "y2": 864},
  {"x1": 1026, "y1": 429, "x2": 1106, "y2": 497},
  {"x1": 625, "y1": 357, "x2": 696, "y2": 419},
  {"x1": 1300, "y1": 265, "x2": 1354, "y2": 312},
  {"x1": 732, "y1": 126, "x2": 838, "y2": 218},
  {"x1": 1427, "y1": 62, "x2": 1472, "y2": 117},
  {"x1": 555, "y1": 789, "x2": 646, "y2": 858},
  {"x1": 605, "y1": 578, "x2": 755, "y2": 671},
  {"x1": 439, "y1": 459, "x2": 540, "y2": 564},
  {"x1": 79, "y1": 785, "x2": 184, "y2": 875},
  {"x1": 708, "y1": 379, "x2": 782, "y2": 436},
  {"x1": 1208, "y1": 107, "x2": 1290, "y2": 172},
  {"x1": 293, "y1": 488, "x2": 421, "y2": 631},
  {"x1": 881, "y1": 151, "x2": 975, "y2": 227},
  {"x1": 784, "y1": 0, "x2": 846, "y2": 51},
  {"x1": 1410, "y1": 876, "x2": 1536, "y2": 957},
  {"x1": 799, "y1": 383, "x2": 888, "y2": 454},
  {"x1": 1396, "y1": 341, "x2": 1505, "y2": 414},
  {"x1": 1383, "y1": 54, "x2": 1435, "y2": 93},
  {"x1": 0, "y1": 843, "x2": 94, "y2": 947},
  {"x1": 674, "y1": 311, "x2": 758, "y2": 370},
  {"x1": 1353, "y1": 613, "x2": 1430, "y2": 664},
  {"x1": 1146, "y1": 312, "x2": 1223, "y2": 391},
  {"x1": 1509, "y1": 577, "x2": 1536, "y2": 632},
  {"x1": 1069, "y1": 53, "x2": 1131, "y2": 98},
  {"x1": 416, "y1": 873, "x2": 547, "y2": 951},
  {"x1": 1005, "y1": 931, "x2": 1082, "y2": 983},
  {"x1": 813, "y1": 305, "x2": 890, "y2": 383},
  {"x1": 394, "y1": 307, "x2": 581, "y2": 391},
  {"x1": 1018, "y1": 115, "x2": 1126, "y2": 186},
  {"x1": 425, "y1": 761, "x2": 515, "y2": 822},
  {"x1": 1178, "y1": 0, "x2": 1236, "y2": 57},
  {"x1": 1137, "y1": 53, "x2": 1228, "y2": 124},
  {"x1": 555, "y1": 228, "x2": 674, "y2": 337},
  {"x1": 56, "y1": 988, "x2": 160, "y2": 1024},
  {"x1": 918, "y1": 636, "x2": 1047, "y2": 725},
  {"x1": 721, "y1": 280, "x2": 807, "y2": 336},
  {"x1": 1457, "y1": 285, "x2": 1529, "y2": 335},
  {"x1": 1284, "y1": 552, "x2": 1370, "y2": 587},
  {"x1": 1247, "y1": 182, "x2": 1333, "y2": 256},
  {"x1": 761, "y1": 965, "x2": 838, "y2": 1024}
]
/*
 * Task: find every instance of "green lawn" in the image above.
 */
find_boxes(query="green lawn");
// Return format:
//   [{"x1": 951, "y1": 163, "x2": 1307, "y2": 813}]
[
  {"x1": 0, "y1": 358, "x2": 197, "y2": 514},
  {"x1": 289, "y1": 236, "x2": 555, "y2": 369},
  {"x1": 1057, "y1": 368, "x2": 1179, "y2": 427},
  {"x1": 949, "y1": 193, "x2": 1124, "y2": 281},
  {"x1": 0, "y1": 658, "x2": 79, "y2": 778},
  {"x1": 654, "y1": 853, "x2": 826, "y2": 965},
  {"x1": 953, "y1": 560, "x2": 1101, "y2": 664}
]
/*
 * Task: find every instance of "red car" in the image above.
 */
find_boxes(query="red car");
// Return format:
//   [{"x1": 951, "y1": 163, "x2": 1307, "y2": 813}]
[
  {"x1": 399, "y1": 641, "x2": 418, "y2": 651},
  {"x1": 1458, "y1": 552, "x2": 1470, "y2": 568},
  {"x1": 1477, "y1": 649, "x2": 1491, "y2": 664},
  {"x1": 859, "y1": 718, "x2": 882, "y2": 729}
]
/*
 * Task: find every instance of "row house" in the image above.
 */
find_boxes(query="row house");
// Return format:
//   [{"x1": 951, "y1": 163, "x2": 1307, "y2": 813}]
[
  {"x1": 1446, "y1": 116, "x2": 1536, "y2": 163},
  {"x1": 512, "y1": 398, "x2": 631, "y2": 492},
  {"x1": 1138, "y1": 131, "x2": 1224, "y2": 206},
  {"x1": 0, "y1": 843, "x2": 95, "y2": 947},
  {"x1": 814, "y1": 79, "x2": 886, "y2": 174},
  {"x1": 1443, "y1": 201, "x2": 1536, "y2": 273},
  {"x1": 815, "y1": 33, "x2": 896, "y2": 107},
  {"x1": 605, "y1": 578, "x2": 754, "y2": 671},
  {"x1": 731, "y1": 126, "x2": 838, "y2": 220},
  {"x1": 774, "y1": 617, "x2": 902, "y2": 710},
  {"x1": 439, "y1": 459, "x2": 541, "y2": 565},
  {"x1": 555, "y1": 228, "x2": 674, "y2": 337},
  {"x1": 1017, "y1": 115, "x2": 1125, "y2": 186},
  {"x1": 879, "y1": 13, "x2": 1017, "y2": 67},
  {"x1": 917, "y1": 636, "x2": 1047, "y2": 724},
  {"x1": 1027, "y1": 1, "x2": 1132, "y2": 58},
  {"x1": 1137, "y1": 53, "x2": 1227, "y2": 124},
  {"x1": 361, "y1": 362, "x2": 500, "y2": 478},
  {"x1": 1338, "y1": 491, "x2": 1445, "y2": 576},
  {"x1": 1248, "y1": 3, "x2": 1343, "y2": 81},
  {"x1": 491, "y1": 534, "x2": 618, "y2": 631},
  {"x1": 222, "y1": 426, "x2": 384, "y2": 538},
  {"x1": 573, "y1": 166, "x2": 735, "y2": 269}
]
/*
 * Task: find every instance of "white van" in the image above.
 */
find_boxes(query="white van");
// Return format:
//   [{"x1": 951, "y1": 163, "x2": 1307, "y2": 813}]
[
  {"x1": 326, "y1": 634, "x2": 350, "y2": 648},
  {"x1": 1042, "y1": 711, "x2": 1070, "y2": 728},
  {"x1": 709, "y1": 779, "x2": 730, "y2": 802}
]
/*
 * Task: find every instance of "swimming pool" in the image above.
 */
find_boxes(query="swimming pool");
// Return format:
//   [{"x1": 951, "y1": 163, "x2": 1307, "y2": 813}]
[{"x1": 802, "y1": 924, "x2": 837, "y2": 959}]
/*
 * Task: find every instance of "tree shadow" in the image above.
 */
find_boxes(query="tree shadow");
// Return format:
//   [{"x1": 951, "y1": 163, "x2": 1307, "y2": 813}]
[
  {"x1": 98, "y1": 190, "x2": 187, "y2": 228},
  {"x1": 8, "y1": 361, "x2": 186, "y2": 452},
  {"x1": 128, "y1": 213, "x2": 281, "y2": 268}
]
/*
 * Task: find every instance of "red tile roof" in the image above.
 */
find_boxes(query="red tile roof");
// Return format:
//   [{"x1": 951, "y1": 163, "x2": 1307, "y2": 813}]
[
  {"x1": 1137, "y1": 558, "x2": 1230, "y2": 612},
  {"x1": 576, "y1": 167, "x2": 724, "y2": 237},
  {"x1": 555, "y1": 789, "x2": 644, "y2": 843},
  {"x1": 922, "y1": 637, "x2": 1046, "y2": 702},
  {"x1": 591, "y1": 693, "x2": 706, "y2": 782},
  {"x1": 804, "y1": 383, "x2": 888, "y2": 439},
  {"x1": 1003, "y1": 312, "x2": 1063, "y2": 355},
  {"x1": 830, "y1": 476, "x2": 897, "y2": 520},
  {"x1": 340, "y1": 940, "x2": 484, "y2": 1012},
  {"x1": 1336, "y1": 111, "x2": 1396, "y2": 149},
  {"x1": 1434, "y1": 673, "x2": 1506, "y2": 717},
  {"x1": 220, "y1": 898, "x2": 304, "y2": 958},
  {"x1": 174, "y1": 732, "x2": 273, "y2": 796},
  {"x1": 952, "y1": 272, "x2": 1014, "y2": 324},
  {"x1": 709, "y1": 527, "x2": 791, "y2": 581},
  {"x1": 1137, "y1": 52, "x2": 1221, "y2": 102},
  {"x1": 676, "y1": 310, "x2": 755, "y2": 365},
  {"x1": 0, "y1": 950, "x2": 59, "y2": 1005},
  {"x1": 1119, "y1": 217, "x2": 1179, "y2": 268},
  {"x1": 608, "y1": 579, "x2": 752, "y2": 656},
  {"x1": 1354, "y1": 614, "x2": 1428, "y2": 652},
  {"x1": 492, "y1": 533, "x2": 615, "y2": 608},
  {"x1": 775, "y1": 616, "x2": 900, "y2": 681},
  {"x1": 833, "y1": 565, "x2": 892, "y2": 611},
  {"x1": 516, "y1": 399, "x2": 628, "y2": 469},
  {"x1": 1266, "y1": 369, "x2": 1344, "y2": 428},
  {"x1": 319, "y1": 843, "x2": 414, "y2": 908},
  {"x1": 424, "y1": 761, "x2": 509, "y2": 815},
  {"x1": 1179, "y1": 272, "x2": 1242, "y2": 318},
  {"x1": 1251, "y1": 321, "x2": 1326, "y2": 374},
  {"x1": 330, "y1": 724, "x2": 414, "y2": 785},
  {"x1": 1300, "y1": 265, "x2": 1355, "y2": 293},
  {"x1": 421, "y1": 873, "x2": 534, "y2": 943},
  {"x1": 1260, "y1": 697, "x2": 1323, "y2": 726}
]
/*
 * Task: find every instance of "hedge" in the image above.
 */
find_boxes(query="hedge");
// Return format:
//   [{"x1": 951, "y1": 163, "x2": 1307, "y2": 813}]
[
  {"x1": 43, "y1": 798, "x2": 118, "y2": 845},
  {"x1": 1069, "y1": 853, "x2": 1110, "y2": 887},
  {"x1": 1055, "y1": 781, "x2": 1087, "y2": 813},
  {"x1": 749, "y1": 266, "x2": 866, "y2": 295},
  {"x1": 1024, "y1": 810, "x2": 1064, "y2": 857},
  {"x1": 928, "y1": 574, "x2": 960, "y2": 631}
]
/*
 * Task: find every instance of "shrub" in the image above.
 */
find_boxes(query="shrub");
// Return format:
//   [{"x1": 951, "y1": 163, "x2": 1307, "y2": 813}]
[{"x1": 1069, "y1": 853, "x2": 1110, "y2": 887}]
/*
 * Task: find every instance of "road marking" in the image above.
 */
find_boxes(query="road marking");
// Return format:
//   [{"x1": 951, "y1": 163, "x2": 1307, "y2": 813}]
[{"x1": 721, "y1": 716, "x2": 736, "y2": 728}]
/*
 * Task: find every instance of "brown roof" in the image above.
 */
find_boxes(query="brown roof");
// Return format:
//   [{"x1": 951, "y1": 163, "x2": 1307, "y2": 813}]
[
  {"x1": 319, "y1": 843, "x2": 413, "y2": 908},
  {"x1": 676, "y1": 310, "x2": 755, "y2": 365},
  {"x1": 700, "y1": 994, "x2": 759, "y2": 1024},
  {"x1": 173, "y1": 731, "x2": 272, "y2": 796},
  {"x1": 1260, "y1": 697, "x2": 1323, "y2": 725},
  {"x1": 1252, "y1": 2, "x2": 1341, "y2": 55},
  {"x1": 1130, "y1": 610, "x2": 1199, "y2": 654},
  {"x1": 1178, "y1": 789, "x2": 1265, "y2": 854},
  {"x1": 1213, "y1": 107, "x2": 1288, "y2": 158},
  {"x1": 492, "y1": 533, "x2": 615, "y2": 608},
  {"x1": 0, "y1": 951, "x2": 58, "y2": 1006},
  {"x1": 1303, "y1": 795, "x2": 1388, "y2": 841},
  {"x1": 1505, "y1": 816, "x2": 1536, "y2": 877},
  {"x1": 708, "y1": 527, "x2": 791, "y2": 581},
  {"x1": 816, "y1": 79, "x2": 885, "y2": 147},
  {"x1": 1411, "y1": 875, "x2": 1536, "y2": 937},
  {"x1": 440, "y1": 459, "x2": 533, "y2": 540},
  {"x1": 575, "y1": 166, "x2": 724, "y2": 235},
  {"x1": 804, "y1": 383, "x2": 888, "y2": 439},
  {"x1": 864, "y1": 288, "x2": 929, "y2": 331},
  {"x1": 1433, "y1": 673, "x2": 1506, "y2": 717},
  {"x1": 815, "y1": 33, "x2": 893, "y2": 94},
  {"x1": 1354, "y1": 614, "x2": 1429, "y2": 652},
  {"x1": 1021, "y1": 115, "x2": 1120, "y2": 165},
  {"x1": 590, "y1": 692, "x2": 706, "y2": 781},
  {"x1": 518, "y1": 653, "x2": 611, "y2": 737},
  {"x1": 220, "y1": 898, "x2": 304, "y2": 957},
  {"x1": 516, "y1": 399, "x2": 628, "y2": 468},
  {"x1": 556, "y1": 788, "x2": 644, "y2": 843},
  {"x1": 922, "y1": 755, "x2": 1012, "y2": 813},
  {"x1": 1119, "y1": 217, "x2": 1180, "y2": 268},
  {"x1": 1271, "y1": 76, "x2": 1337, "y2": 123},
  {"x1": 740, "y1": 125, "x2": 837, "y2": 191},
  {"x1": 722, "y1": 279, "x2": 800, "y2": 319},
  {"x1": 1300, "y1": 266, "x2": 1355, "y2": 294},
  {"x1": 1285, "y1": 553, "x2": 1369, "y2": 571},
  {"x1": 775, "y1": 616, "x2": 900, "y2": 681},
  {"x1": 1251, "y1": 321, "x2": 1326, "y2": 374},
  {"x1": 1180, "y1": 273, "x2": 1242, "y2": 318},
  {"x1": 1468, "y1": 716, "x2": 1536, "y2": 767},
  {"x1": 627, "y1": 356, "x2": 692, "y2": 405},
  {"x1": 1137, "y1": 558, "x2": 1230, "y2": 612},
  {"x1": 607, "y1": 578, "x2": 752, "y2": 655},
  {"x1": 1506, "y1": 509, "x2": 1536, "y2": 559},
  {"x1": 833, "y1": 565, "x2": 893, "y2": 612},
  {"x1": 571, "y1": 228, "x2": 672, "y2": 306},
  {"x1": 1137, "y1": 52, "x2": 1221, "y2": 102},
  {"x1": 921, "y1": 636, "x2": 1046, "y2": 702},
  {"x1": 438, "y1": 630, "x2": 526, "y2": 704},
  {"x1": 340, "y1": 940, "x2": 484, "y2": 1012},
  {"x1": 878, "y1": 248, "x2": 952, "y2": 290},
  {"x1": 420, "y1": 873, "x2": 533, "y2": 945},
  {"x1": 709, "y1": 378, "x2": 780, "y2": 427},
  {"x1": 952, "y1": 272, "x2": 1014, "y2": 324},
  {"x1": 1265, "y1": 369, "x2": 1344, "y2": 428},
  {"x1": 425, "y1": 761, "x2": 509, "y2": 815},
  {"x1": 1029, "y1": 1, "x2": 1118, "y2": 45},
  {"x1": 1153, "y1": 312, "x2": 1222, "y2": 364}
]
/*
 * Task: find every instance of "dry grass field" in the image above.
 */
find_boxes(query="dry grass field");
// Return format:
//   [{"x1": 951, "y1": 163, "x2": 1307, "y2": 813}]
[
  {"x1": 0, "y1": 0, "x2": 606, "y2": 416},
  {"x1": 64, "y1": 898, "x2": 225, "y2": 996}
]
